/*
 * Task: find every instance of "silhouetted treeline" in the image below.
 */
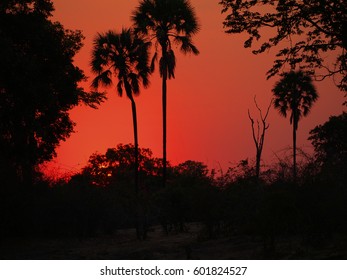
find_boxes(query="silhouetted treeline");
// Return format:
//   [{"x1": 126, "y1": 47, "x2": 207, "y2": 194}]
[{"x1": 1, "y1": 115, "x2": 346, "y2": 258}]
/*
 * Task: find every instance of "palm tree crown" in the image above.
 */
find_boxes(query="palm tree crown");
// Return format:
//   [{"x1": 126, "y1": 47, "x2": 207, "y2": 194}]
[
  {"x1": 91, "y1": 28, "x2": 151, "y2": 97},
  {"x1": 132, "y1": 0, "x2": 199, "y2": 77},
  {"x1": 273, "y1": 70, "x2": 318, "y2": 131}
]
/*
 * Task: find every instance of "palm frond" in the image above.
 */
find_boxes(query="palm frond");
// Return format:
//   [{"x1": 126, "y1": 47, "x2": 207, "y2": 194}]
[
  {"x1": 167, "y1": 49, "x2": 176, "y2": 79},
  {"x1": 131, "y1": 0, "x2": 156, "y2": 36},
  {"x1": 140, "y1": 72, "x2": 150, "y2": 88},
  {"x1": 150, "y1": 51, "x2": 158, "y2": 73},
  {"x1": 174, "y1": 35, "x2": 199, "y2": 55},
  {"x1": 175, "y1": 0, "x2": 200, "y2": 35},
  {"x1": 91, "y1": 70, "x2": 113, "y2": 89},
  {"x1": 116, "y1": 80, "x2": 123, "y2": 97},
  {"x1": 129, "y1": 73, "x2": 140, "y2": 95}
]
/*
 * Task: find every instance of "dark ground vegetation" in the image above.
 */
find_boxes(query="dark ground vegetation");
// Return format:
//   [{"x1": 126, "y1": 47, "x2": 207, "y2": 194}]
[{"x1": 1, "y1": 134, "x2": 347, "y2": 259}]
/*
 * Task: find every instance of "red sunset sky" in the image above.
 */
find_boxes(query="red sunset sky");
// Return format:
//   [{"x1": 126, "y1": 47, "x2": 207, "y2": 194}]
[{"x1": 48, "y1": 0, "x2": 345, "y2": 176}]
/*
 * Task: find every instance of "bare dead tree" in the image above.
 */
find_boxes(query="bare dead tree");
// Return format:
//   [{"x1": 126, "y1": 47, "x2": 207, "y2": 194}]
[{"x1": 248, "y1": 96, "x2": 272, "y2": 180}]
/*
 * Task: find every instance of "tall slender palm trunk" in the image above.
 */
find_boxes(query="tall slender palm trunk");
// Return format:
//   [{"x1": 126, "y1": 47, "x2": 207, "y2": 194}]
[
  {"x1": 129, "y1": 95, "x2": 139, "y2": 195},
  {"x1": 162, "y1": 76, "x2": 167, "y2": 188},
  {"x1": 162, "y1": 48, "x2": 168, "y2": 188},
  {"x1": 129, "y1": 95, "x2": 143, "y2": 239}
]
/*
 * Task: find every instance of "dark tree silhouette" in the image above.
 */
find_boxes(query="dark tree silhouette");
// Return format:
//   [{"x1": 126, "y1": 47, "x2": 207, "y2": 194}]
[
  {"x1": 219, "y1": 0, "x2": 347, "y2": 92},
  {"x1": 272, "y1": 71, "x2": 318, "y2": 179},
  {"x1": 91, "y1": 29, "x2": 151, "y2": 239},
  {"x1": 82, "y1": 144, "x2": 160, "y2": 187},
  {"x1": 132, "y1": 0, "x2": 200, "y2": 187},
  {"x1": 91, "y1": 28, "x2": 151, "y2": 194},
  {"x1": 0, "y1": 0, "x2": 105, "y2": 186},
  {"x1": 247, "y1": 96, "x2": 272, "y2": 180},
  {"x1": 175, "y1": 160, "x2": 209, "y2": 179},
  {"x1": 308, "y1": 112, "x2": 347, "y2": 181}
]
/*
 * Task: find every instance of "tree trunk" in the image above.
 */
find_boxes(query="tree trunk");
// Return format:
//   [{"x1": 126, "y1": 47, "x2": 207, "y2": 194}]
[
  {"x1": 129, "y1": 95, "x2": 144, "y2": 239},
  {"x1": 129, "y1": 95, "x2": 139, "y2": 195},
  {"x1": 162, "y1": 51, "x2": 168, "y2": 188}
]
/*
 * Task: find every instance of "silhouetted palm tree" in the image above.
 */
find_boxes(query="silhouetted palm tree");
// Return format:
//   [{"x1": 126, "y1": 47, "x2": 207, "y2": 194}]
[
  {"x1": 272, "y1": 70, "x2": 318, "y2": 179},
  {"x1": 132, "y1": 0, "x2": 200, "y2": 187},
  {"x1": 91, "y1": 28, "x2": 150, "y2": 196}
]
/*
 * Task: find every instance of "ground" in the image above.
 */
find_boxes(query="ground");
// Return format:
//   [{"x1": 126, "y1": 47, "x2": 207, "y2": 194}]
[{"x1": 1, "y1": 224, "x2": 347, "y2": 259}]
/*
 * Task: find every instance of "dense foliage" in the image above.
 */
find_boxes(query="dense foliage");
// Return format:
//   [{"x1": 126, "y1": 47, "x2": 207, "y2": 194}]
[
  {"x1": 309, "y1": 112, "x2": 347, "y2": 182},
  {"x1": 0, "y1": 0, "x2": 105, "y2": 186},
  {"x1": 1, "y1": 139, "x2": 346, "y2": 258},
  {"x1": 219, "y1": 0, "x2": 347, "y2": 92}
]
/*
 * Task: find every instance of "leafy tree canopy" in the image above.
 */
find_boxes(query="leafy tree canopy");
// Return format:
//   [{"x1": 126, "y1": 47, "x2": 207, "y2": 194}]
[
  {"x1": 308, "y1": 112, "x2": 347, "y2": 172},
  {"x1": 82, "y1": 144, "x2": 162, "y2": 187},
  {"x1": 219, "y1": 0, "x2": 347, "y2": 92},
  {"x1": 171, "y1": 160, "x2": 211, "y2": 189},
  {"x1": 0, "y1": 0, "x2": 105, "y2": 185},
  {"x1": 174, "y1": 160, "x2": 209, "y2": 179}
]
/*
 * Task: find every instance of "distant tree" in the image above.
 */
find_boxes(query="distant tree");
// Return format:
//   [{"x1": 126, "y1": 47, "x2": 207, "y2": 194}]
[
  {"x1": 272, "y1": 71, "x2": 318, "y2": 179},
  {"x1": 175, "y1": 160, "x2": 209, "y2": 179},
  {"x1": 82, "y1": 144, "x2": 160, "y2": 187},
  {"x1": 81, "y1": 153, "x2": 110, "y2": 187},
  {"x1": 308, "y1": 112, "x2": 347, "y2": 179},
  {"x1": 219, "y1": 0, "x2": 347, "y2": 93},
  {"x1": 247, "y1": 96, "x2": 272, "y2": 180},
  {"x1": 91, "y1": 28, "x2": 151, "y2": 196},
  {"x1": 173, "y1": 160, "x2": 210, "y2": 187},
  {"x1": 0, "y1": 0, "x2": 105, "y2": 186},
  {"x1": 132, "y1": 0, "x2": 200, "y2": 187}
]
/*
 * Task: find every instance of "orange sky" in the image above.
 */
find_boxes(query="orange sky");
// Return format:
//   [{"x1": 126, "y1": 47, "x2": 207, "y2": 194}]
[{"x1": 48, "y1": 0, "x2": 345, "y2": 176}]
